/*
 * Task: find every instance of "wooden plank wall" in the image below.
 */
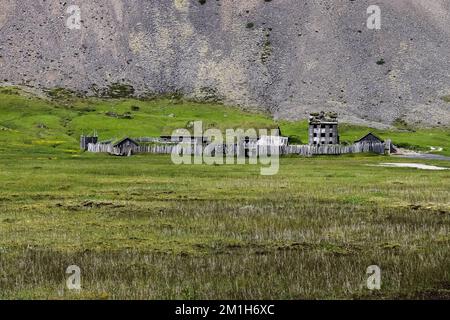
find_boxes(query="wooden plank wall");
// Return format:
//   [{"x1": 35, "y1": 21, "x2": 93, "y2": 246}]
[{"x1": 87, "y1": 142, "x2": 388, "y2": 156}]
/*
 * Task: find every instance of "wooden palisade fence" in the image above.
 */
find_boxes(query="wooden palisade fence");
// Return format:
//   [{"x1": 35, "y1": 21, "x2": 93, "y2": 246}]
[{"x1": 87, "y1": 141, "x2": 391, "y2": 157}]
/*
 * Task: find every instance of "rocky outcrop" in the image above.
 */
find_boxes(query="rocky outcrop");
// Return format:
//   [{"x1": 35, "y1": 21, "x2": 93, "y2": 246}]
[{"x1": 0, "y1": 0, "x2": 449, "y2": 126}]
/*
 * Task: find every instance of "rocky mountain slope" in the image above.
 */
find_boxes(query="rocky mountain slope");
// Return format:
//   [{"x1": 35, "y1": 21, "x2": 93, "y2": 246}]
[{"x1": 0, "y1": 0, "x2": 449, "y2": 126}]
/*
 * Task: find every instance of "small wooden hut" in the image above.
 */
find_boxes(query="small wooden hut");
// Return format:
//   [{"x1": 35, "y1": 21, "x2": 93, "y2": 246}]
[
  {"x1": 354, "y1": 133, "x2": 383, "y2": 144},
  {"x1": 111, "y1": 137, "x2": 139, "y2": 156}
]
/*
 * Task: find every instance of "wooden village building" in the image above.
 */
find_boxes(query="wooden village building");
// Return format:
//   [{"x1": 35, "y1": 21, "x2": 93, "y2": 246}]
[
  {"x1": 354, "y1": 132, "x2": 383, "y2": 144},
  {"x1": 355, "y1": 132, "x2": 397, "y2": 154},
  {"x1": 111, "y1": 137, "x2": 139, "y2": 156},
  {"x1": 308, "y1": 112, "x2": 339, "y2": 145}
]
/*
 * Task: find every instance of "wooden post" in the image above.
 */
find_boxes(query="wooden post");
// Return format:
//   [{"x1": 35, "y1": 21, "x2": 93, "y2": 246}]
[{"x1": 384, "y1": 139, "x2": 391, "y2": 155}]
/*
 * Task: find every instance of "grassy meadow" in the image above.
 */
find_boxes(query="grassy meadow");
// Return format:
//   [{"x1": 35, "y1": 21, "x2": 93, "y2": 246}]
[{"x1": 0, "y1": 87, "x2": 449, "y2": 299}]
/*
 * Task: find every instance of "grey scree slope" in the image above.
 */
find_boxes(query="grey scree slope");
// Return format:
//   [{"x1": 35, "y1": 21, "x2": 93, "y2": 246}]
[{"x1": 0, "y1": 0, "x2": 449, "y2": 127}]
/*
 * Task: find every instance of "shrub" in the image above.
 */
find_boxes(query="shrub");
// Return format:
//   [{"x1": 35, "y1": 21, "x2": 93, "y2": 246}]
[
  {"x1": 441, "y1": 95, "x2": 450, "y2": 103},
  {"x1": 45, "y1": 87, "x2": 77, "y2": 100},
  {"x1": 106, "y1": 83, "x2": 135, "y2": 98},
  {"x1": 288, "y1": 135, "x2": 303, "y2": 144}
]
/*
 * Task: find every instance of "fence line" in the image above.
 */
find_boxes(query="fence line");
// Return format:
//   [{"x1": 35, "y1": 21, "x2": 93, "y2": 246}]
[
  {"x1": 87, "y1": 142, "x2": 388, "y2": 157},
  {"x1": 281, "y1": 142, "x2": 387, "y2": 156},
  {"x1": 88, "y1": 143, "x2": 112, "y2": 153}
]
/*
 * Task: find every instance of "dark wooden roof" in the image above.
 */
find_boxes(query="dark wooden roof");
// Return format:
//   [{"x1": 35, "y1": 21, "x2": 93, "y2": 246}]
[
  {"x1": 112, "y1": 137, "x2": 139, "y2": 147},
  {"x1": 355, "y1": 132, "x2": 383, "y2": 143}
]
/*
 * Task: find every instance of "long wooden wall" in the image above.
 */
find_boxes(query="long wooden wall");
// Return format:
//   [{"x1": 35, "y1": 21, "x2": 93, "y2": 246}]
[{"x1": 87, "y1": 142, "x2": 389, "y2": 157}]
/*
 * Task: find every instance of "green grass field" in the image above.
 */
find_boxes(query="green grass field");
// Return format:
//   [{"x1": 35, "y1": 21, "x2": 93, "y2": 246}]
[{"x1": 0, "y1": 87, "x2": 449, "y2": 299}]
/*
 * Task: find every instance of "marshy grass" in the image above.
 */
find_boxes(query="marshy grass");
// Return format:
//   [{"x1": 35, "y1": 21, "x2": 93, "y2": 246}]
[{"x1": 0, "y1": 154, "x2": 448, "y2": 299}]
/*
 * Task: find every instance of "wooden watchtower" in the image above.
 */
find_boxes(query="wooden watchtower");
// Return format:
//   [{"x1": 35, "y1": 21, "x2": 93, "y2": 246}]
[{"x1": 308, "y1": 112, "x2": 339, "y2": 145}]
